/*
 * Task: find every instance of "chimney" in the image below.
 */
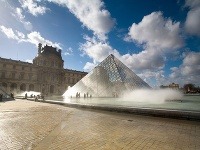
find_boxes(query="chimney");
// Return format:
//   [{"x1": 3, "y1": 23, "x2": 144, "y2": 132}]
[
  {"x1": 38, "y1": 43, "x2": 42, "y2": 54},
  {"x1": 58, "y1": 49, "x2": 61, "y2": 55}
]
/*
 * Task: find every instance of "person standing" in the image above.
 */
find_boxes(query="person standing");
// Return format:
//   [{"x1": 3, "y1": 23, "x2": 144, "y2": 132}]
[
  {"x1": 0, "y1": 93, "x2": 3, "y2": 102},
  {"x1": 25, "y1": 93, "x2": 27, "y2": 99}
]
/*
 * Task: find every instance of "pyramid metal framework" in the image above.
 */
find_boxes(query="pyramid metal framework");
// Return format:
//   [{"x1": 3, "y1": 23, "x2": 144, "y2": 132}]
[{"x1": 64, "y1": 54, "x2": 151, "y2": 98}]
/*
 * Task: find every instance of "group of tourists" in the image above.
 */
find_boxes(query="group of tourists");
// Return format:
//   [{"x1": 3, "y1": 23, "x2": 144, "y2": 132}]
[
  {"x1": 83, "y1": 92, "x2": 92, "y2": 98},
  {"x1": 75, "y1": 92, "x2": 92, "y2": 98},
  {"x1": 75, "y1": 92, "x2": 81, "y2": 98},
  {"x1": 24, "y1": 93, "x2": 45, "y2": 101}
]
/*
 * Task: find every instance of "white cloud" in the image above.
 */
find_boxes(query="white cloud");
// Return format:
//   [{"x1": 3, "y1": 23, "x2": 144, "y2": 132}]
[
  {"x1": 185, "y1": 0, "x2": 200, "y2": 36},
  {"x1": 16, "y1": 30, "x2": 25, "y2": 39},
  {"x1": 19, "y1": 0, "x2": 48, "y2": 16},
  {"x1": 81, "y1": 12, "x2": 184, "y2": 72},
  {"x1": 48, "y1": 0, "x2": 115, "y2": 40},
  {"x1": 64, "y1": 47, "x2": 73, "y2": 55},
  {"x1": 25, "y1": 59, "x2": 33, "y2": 63},
  {"x1": 13, "y1": 7, "x2": 33, "y2": 31},
  {"x1": 181, "y1": 52, "x2": 200, "y2": 76},
  {"x1": 83, "y1": 62, "x2": 97, "y2": 72},
  {"x1": 27, "y1": 31, "x2": 62, "y2": 49},
  {"x1": 126, "y1": 11, "x2": 183, "y2": 50},
  {"x1": 0, "y1": 25, "x2": 62, "y2": 49},
  {"x1": 0, "y1": 25, "x2": 24, "y2": 41},
  {"x1": 137, "y1": 70, "x2": 167, "y2": 87},
  {"x1": 80, "y1": 36, "x2": 119, "y2": 63},
  {"x1": 120, "y1": 48, "x2": 165, "y2": 71},
  {"x1": 185, "y1": 0, "x2": 200, "y2": 9},
  {"x1": 170, "y1": 52, "x2": 200, "y2": 86},
  {"x1": 80, "y1": 35, "x2": 165, "y2": 72}
]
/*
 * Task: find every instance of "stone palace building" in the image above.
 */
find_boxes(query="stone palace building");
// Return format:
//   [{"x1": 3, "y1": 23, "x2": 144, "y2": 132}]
[{"x1": 0, "y1": 43, "x2": 87, "y2": 96}]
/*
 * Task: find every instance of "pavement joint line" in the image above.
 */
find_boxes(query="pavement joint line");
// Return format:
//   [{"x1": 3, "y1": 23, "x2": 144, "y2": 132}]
[{"x1": 33, "y1": 112, "x2": 72, "y2": 150}]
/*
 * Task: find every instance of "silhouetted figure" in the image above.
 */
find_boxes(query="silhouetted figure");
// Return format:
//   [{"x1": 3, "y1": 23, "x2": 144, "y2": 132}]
[
  {"x1": 35, "y1": 95, "x2": 38, "y2": 101},
  {"x1": 76, "y1": 92, "x2": 80, "y2": 98},
  {"x1": 25, "y1": 93, "x2": 27, "y2": 99},
  {"x1": 41, "y1": 95, "x2": 45, "y2": 101},
  {"x1": 0, "y1": 93, "x2": 3, "y2": 102},
  {"x1": 86, "y1": 92, "x2": 89, "y2": 98},
  {"x1": 84, "y1": 93, "x2": 86, "y2": 98},
  {"x1": 10, "y1": 93, "x2": 14, "y2": 98}
]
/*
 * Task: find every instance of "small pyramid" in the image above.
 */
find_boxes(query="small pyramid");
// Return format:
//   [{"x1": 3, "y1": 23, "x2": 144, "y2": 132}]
[{"x1": 63, "y1": 54, "x2": 151, "y2": 98}]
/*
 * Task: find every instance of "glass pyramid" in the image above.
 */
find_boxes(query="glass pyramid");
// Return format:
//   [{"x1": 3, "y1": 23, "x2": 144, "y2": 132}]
[{"x1": 63, "y1": 54, "x2": 151, "y2": 98}]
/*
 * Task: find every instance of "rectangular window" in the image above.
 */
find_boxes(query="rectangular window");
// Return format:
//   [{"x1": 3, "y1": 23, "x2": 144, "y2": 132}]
[
  {"x1": 1, "y1": 72, "x2": 5, "y2": 78},
  {"x1": 29, "y1": 74, "x2": 32, "y2": 80},
  {"x1": 20, "y1": 73, "x2": 24, "y2": 79},
  {"x1": 12, "y1": 73, "x2": 15, "y2": 79}
]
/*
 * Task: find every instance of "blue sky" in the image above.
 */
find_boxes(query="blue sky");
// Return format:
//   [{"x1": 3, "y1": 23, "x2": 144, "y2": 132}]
[{"x1": 0, "y1": 0, "x2": 200, "y2": 87}]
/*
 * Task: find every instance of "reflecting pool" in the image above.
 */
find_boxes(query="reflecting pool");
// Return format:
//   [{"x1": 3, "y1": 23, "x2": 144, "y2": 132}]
[{"x1": 46, "y1": 95, "x2": 200, "y2": 112}]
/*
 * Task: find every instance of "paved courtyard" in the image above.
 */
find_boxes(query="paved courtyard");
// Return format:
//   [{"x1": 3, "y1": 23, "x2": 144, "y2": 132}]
[{"x1": 0, "y1": 99, "x2": 200, "y2": 150}]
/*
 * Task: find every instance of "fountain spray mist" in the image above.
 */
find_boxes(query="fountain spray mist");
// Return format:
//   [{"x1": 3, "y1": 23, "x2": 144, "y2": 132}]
[
  {"x1": 17, "y1": 91, "x2": 41, "y2": 97},
  {"x1": 122, "y1": 89, "x2": 183, "y2": 104}
]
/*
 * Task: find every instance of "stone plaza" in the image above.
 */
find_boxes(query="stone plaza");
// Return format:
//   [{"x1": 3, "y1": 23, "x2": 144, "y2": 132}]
[{"x1": 0, "y1": 99, "x2": 200, "y2": 150}]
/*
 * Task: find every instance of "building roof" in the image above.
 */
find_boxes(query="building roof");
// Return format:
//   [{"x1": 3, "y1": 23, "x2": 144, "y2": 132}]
[{"x1": 0, "y1": 57, "x2": 33, "y2": 66}]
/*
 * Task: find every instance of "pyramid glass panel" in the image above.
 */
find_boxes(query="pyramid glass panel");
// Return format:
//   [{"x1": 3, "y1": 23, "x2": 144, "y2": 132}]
[{"x1": 63, "y1": 54, "x2": 151, "y2": 98}]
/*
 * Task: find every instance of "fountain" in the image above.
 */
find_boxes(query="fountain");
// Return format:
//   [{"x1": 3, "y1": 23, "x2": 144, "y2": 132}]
[{"x1": 50, "y1": 54, "x2": 199, "y2": 119}]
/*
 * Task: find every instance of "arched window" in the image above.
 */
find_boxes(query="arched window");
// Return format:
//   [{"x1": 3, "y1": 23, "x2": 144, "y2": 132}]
[
  {"x1": 50, "y1": 85, "x2": 54, "y2": 94},
  {"x1": 19, "y1": 73, "x2": 24, "y2": 80},
  {"x1": 20, "y1": 84, "x2": 26, "y2": 91},
  {"x1": 10, "y1": 83, "x2": 17, "y2": 91},
  {"x1": 29, "y1": 84, "x2": 34, "y2": 91},
  {"x1": 2, "y1": 83, "x2": 7, "y2": 90}
]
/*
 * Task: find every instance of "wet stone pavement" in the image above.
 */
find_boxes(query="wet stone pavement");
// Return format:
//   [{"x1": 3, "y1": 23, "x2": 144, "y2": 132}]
[{"x1": 0, "y1": 99, "x2": 200, "y2": 150}]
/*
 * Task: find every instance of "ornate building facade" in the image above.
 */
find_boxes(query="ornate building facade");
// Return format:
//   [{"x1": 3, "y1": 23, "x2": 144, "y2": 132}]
[{"x1": 0, "y1": 44, "x2": 87, "y2": 96}]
